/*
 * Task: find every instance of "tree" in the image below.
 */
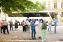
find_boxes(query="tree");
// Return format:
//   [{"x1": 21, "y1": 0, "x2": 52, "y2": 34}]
[
  {"x1": 33, "y1": 2, "x2": 45, "y2": 10},
  {"x1": 0, "y1": 0, "x2": 34, "y2": 13},
  {"x1": 25, "y1": 1, "x2": 45, "y2": 12},
  {"x1": 0, "y1": 0, "x2": 45, "y2": 13}
]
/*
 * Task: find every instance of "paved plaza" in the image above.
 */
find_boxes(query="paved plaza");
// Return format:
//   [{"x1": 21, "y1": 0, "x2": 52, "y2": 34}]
[{"x1": 0, "y1": 24, "x2": 63, "y2": 42}]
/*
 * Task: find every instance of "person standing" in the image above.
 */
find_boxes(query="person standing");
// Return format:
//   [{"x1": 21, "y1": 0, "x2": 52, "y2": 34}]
[
  {"x1": 53, "y1": 18, "x2": 58, "y2": 33},
  {"x1": 26, "y1": 20, "x2": 29, "y2": 31},
  {"x1": 30, "y1": 19, "x2": 37, "y2": 39},
  {"x1": 0, "y1": 20, "x2": 3, "y2": 33},
  {"x1": 35, "y1": 19, "x2": 39, "y2": 38},
  {"x1": 48, "y1": 18, "x2": 52, "y2": 33},
  {"x1": 3, "y1": 20, "x2": 9, "y2": 34},
  {"x1": 41, "y1": 19, "x2": 47, "y2": 42},
  {"x1": 22, "y1": 20, "x2": 26, "y2": 32},
  {"x1": 9, "y1": 19, "x2": 13, "y2": 31},
  {"x1": 15, "y1": 20, "x2": 18, "y2": 30},
  {"x1": 38, "y1": 20, "x2": 42, "y2": 39},
  {"x1": 26, "y1": 19, "x2": 30, "y2": 31},
  {"x1": 1, "y1": 20, "x2": 4, "y2": 33}
]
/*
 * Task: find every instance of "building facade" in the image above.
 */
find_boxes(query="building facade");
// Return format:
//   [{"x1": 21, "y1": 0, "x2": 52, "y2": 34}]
[{"x1": 44, "y1": 0, "x2": 63, "y2": 22}]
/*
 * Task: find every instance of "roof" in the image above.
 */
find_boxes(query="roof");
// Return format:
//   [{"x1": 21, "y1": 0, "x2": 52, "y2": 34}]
[{"x1": 12, "y1": 10, "x2": 55, "y2": 14}]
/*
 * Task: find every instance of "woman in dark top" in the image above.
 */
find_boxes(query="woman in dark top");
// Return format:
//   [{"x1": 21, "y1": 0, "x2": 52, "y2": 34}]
[{"x1": 15, "y1": 20, "x2": 18, "y2": 30}]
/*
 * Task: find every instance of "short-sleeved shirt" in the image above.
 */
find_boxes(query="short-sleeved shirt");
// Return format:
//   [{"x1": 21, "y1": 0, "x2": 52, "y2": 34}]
[{"x1": 31, "y1": 22, "x2": 35, "y2": 30}]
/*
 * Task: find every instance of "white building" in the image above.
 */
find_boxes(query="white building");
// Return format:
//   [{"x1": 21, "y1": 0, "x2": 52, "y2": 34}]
[{"x1": 44, "y1": 0, "x2": 63, "y2": 22}]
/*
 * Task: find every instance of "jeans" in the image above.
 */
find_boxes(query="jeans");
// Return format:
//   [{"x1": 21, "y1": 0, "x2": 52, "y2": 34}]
[
  {"x1": 54, "y1": 22, "x2": 57, "y2": 33},
  {"x1": 31, "y1": 29, "x2": 36, "y2": 39},
  {"x1": 54, "y1": 25, "x2": 56, "y2": 33},
  {"x1": 48, "y1": 25, "x2": 51, "y2": 32}
]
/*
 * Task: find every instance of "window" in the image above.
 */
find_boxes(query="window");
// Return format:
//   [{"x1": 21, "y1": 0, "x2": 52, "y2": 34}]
[
  {"x1": 54, "y1": 3, "x2": 57, "y2": 8},
  {"x1": 61, "y1": 3, "x2": 63, "y2": 8},
  {"x1": 23, "y1": 12, "x2": 49, "y2": 17},
  {"x1": 61, "y1": 12, "x2": 63, "y2": 17}
]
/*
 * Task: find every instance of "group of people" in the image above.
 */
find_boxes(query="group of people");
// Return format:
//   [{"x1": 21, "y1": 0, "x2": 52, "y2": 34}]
[
  {"x1": 21, "y1": 18, "x2": 58, "y2": 42},
  {"x1": 0, "y1": 19, "x2": 47, "y2": 42},
  {"x1": 9, "y1": 20, "x2": 18, "y2": 31},
  {"x1": 0, "y1": 20, "x2": 9, "y2": 34},
  {"x1": 0, "y1": 19, "x2": 19, "y2": 34},
  {"x1": 0, "y1": 18, "x2": 58, "y2": 42},
  {"x1": 21, "y1": 19, "x2": 47, "y2": 42},
  {"x1": 9, "y1": 19, "x2": 30, "y2": 32},
  {"x1": 48, "y1": 18, "x2": 58, "y2": 33},
  {"x1": 9, "y1": 19, "x2": 47, "y2": 41}
]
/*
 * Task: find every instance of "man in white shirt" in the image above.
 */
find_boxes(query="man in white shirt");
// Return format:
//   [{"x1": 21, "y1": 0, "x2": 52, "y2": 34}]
[{"x1": 3, "y1": 20, "x2": 9, "y2": 34}]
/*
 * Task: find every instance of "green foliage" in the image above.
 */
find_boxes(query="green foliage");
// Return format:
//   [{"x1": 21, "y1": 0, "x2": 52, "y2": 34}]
[
  {"x1": 25, "y1": 1, "x2": 45, "y2": 12},
  {"x1": 0, "y1": 0, "x2": 45, "y2": 15},
  {"x1": 0, "y1": 0, "x2": 34, "y2": 13}
]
